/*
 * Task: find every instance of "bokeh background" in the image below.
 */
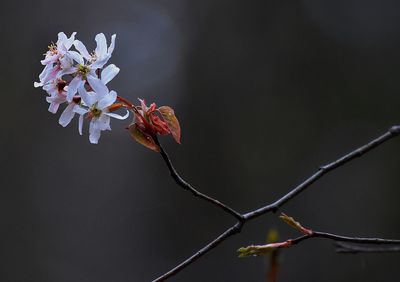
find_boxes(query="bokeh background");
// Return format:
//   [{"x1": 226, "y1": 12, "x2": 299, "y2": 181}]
[{"x1": 1, "y1": 0, "x2": 400, "y2": 281}]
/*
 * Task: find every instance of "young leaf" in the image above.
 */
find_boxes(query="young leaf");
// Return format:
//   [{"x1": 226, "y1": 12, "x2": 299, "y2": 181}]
[
  {"x1": 128, "y1": 124, "x2": 160, "y2": 152},
  {"x1": 279, "y1": 213, "x2": 313, "y2": 235},
  {"x1": 237, "y1": 241, "x2": 292, "y2": 258},
  {"x1": 159, "y1": 106, "x2": 181, "y2": 144}
]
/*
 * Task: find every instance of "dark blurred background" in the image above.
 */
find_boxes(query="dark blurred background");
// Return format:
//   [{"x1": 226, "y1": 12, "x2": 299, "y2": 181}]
[{"x1": 1, "y1": 0, "x2": 400, "y2": 281}]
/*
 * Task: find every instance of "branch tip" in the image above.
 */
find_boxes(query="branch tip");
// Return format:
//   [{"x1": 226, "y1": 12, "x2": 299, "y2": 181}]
[{"x1": 389, "y1": 125, "x2": 400, "y2": 134}]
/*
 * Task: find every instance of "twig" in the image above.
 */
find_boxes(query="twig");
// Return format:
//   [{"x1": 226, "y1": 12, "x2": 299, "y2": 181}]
[
  {"x1": 335, "y1": 242, "x2": 400, "y2": 254},
  {"x1": 243, "y1": 125, "x2": 400, "y2": 220},
  {"x1": 301, "y1": 232, "x2": 400, "y2": 245},
  {"x1": 287, "y1": 231, "x2": 400, "y2": 248},
  {"x1": 237, "y1": 230, "x2": 400, "y2": 257},
  {"x1": 153, "y1": 222, "x2": 243, "y2": 282},
  {"x1": 154, "y1": 137, "x2": 244, "y2": 221},
  {"x1": 238, "y1": 213, "x2": 400, "y2": 257},
  {"x1": 152, "y1": 125, "x2": 400, "y2": 281}
]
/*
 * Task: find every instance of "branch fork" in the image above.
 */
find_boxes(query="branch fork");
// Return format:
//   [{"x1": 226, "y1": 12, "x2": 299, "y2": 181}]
[{"x1": 153, "y1": 126, "x2": 400, "y2": 281}]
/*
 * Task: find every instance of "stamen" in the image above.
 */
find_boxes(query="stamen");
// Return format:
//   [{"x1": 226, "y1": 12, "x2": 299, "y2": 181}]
[
  {"x1": 77, "y1": 65, "x2": 90, "y2": 78},
  {"x1": 90, "y1": 104, "x2": 102, "y2": 118}
]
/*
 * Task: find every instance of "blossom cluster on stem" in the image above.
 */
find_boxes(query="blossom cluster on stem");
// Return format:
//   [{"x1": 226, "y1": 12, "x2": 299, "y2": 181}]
[{"x1": 35, "y1": 32, "x2": 181, "y2": 148}]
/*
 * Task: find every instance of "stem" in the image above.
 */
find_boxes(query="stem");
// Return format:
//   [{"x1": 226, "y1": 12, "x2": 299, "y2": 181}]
[
  {"x1": 154, "y1": 137, "x2": 244, "y2": 221},
  {"x1": 152, "y1": 222, "x2": 244, "y2": 282},
  {"x1": 335, "y1": 242, "x2": 400, "y2": 254},
  {"x1": 289, "y1": 231, "x2": 400, "y2": 247},
  {"x1": 116, "y1": 96, "x2": 155, "y2": 132}
]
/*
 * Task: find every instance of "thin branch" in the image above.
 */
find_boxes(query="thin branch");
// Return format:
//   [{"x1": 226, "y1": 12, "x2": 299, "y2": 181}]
[
  {"x1": 290, "y1": 231, "x2": 400, "y2": 247},
  {"x1": 335, "y1": 242, "x2": 400, "y2": 254},
  {"x1": 243, "y1": 125, "x2": 400, "y2": 220},
  {"x1": 238, "y1": 213, "x2": 400, "y2": 256},
  {"x1": 237, "y1": 230, "x2": 400, "y2": 257},
  {"x1": 152, "y1": 222, "x2": 243, "y2": 282},
  {"x1": 152, "y1": 126, "x2": 400, "y2": 281},
  {"x1": 154, "y1": 137, "x2": 244, "y2": 221}
]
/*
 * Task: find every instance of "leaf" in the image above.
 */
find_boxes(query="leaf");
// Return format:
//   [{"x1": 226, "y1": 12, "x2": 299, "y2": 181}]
[
  {"x1": 279, "y1": 213, "x2": 313, "y2": 235},
  {"x1": 237, "y1": 246, "x2": 262, "y2": 258},
  {"x1": 237, "y1": 241, "x2": 292, "y2": 258},
  {"x1": 128, "y1": 124, "x2": 160, "y2": 152},
  {"x1": 159, "y1": 106, "x2": 181, "y2": 144}
]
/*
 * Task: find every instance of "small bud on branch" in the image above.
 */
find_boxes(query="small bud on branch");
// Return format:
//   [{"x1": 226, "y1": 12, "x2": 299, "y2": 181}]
[
  {"x1": 279, "y1": 213, "x2": 313, "y2": 235},
  {"x1": 128, "y1": 100, "x2": 181, "y2": 152},
  {"x1": 238, "y1": 213, "x2": 400, "y2": 260},
  {"x1": 237, "y1": 241, "x2": 292, "y2": 258}
]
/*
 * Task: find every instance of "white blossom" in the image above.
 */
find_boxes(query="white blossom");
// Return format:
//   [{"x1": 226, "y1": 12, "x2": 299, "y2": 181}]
[
  {"x1": 73, "y1": 85, "x2": 128, "y2": 144},
  {"x1": 34, "y1": 63, "x2": 59, "y2": 88},
  {"x1": 74, "y1": 33, "x2": 116, "y2": 68},
  {"x1": 59, "y1": 102, "x2": 79, "y2": 128},
  {"x1": 64, "y1": 34, "x2": 117, "y2": 102},
  {"x1": 41, "y1": 32, "x2": 76, "y2": 65},
  {"x1": 43, "y1": 79, "x2": 68, "y2": 113},
  {"x1": 34, "y1": 32, "x2": 78, "y2": 87},
  {"x1": 35, "y1": 32, "x2": 124, "y2": 144}
]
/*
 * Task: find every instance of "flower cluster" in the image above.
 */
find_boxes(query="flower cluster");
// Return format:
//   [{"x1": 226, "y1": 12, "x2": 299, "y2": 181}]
[
  {"x1": 35, "y1": 32, "x2": 180, "y2": 148},
  {"x1": 35, "y1": 32, "x2": 126, "y2": 144}
]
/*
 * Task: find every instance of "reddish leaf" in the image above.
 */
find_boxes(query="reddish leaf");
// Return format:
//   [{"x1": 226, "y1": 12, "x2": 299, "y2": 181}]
[
  {"x1": 150, "y1": 114, "x2": 170, "y2": 135},
  {"x1": 128, "y1": 124, "x2": 160, "y2": 152},
  {"x1": 158, "y1": 106, "x2": 181, "y2": 144}
]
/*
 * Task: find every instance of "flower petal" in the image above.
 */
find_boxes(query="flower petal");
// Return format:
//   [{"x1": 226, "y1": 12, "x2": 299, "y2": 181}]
[
  {"x1": 46, "y1": 91, "x2": 66, "y2": 114},
  {"x1": 95, "y1": 33, "x2": 107, "y2": 58},
  {"x1": 59, "y1": 55, "x2": 74, "y2": 70},
  {"x1": 101, "y1": 64, "x2": 120, "y2": 85},
  {"x1": 73, "y1": 105, "x2": 88, "y2": 115},
  {"x1": 67, "y1": 76, "x2": 83, "y2": 102},
  {"x1": 98, "y1": 90, "x2": 117, "y2": 109},
  {"x1": 59, "y1": 103, "x2": 76, "y2": 127},
  {"x1": 89, "y1": 120, "x2": 101, "y2": 144},
  {"x1": 105, "y1": 109, "x2": 129, "y2": 120},
  {"x1": 87, "y1": 75, "x2": 109, "y2": 98},
  {"x1": 57, "y1": 43, "x2": 67, "y2": 55},
  {"x1": 78, "y1": 85, "x2": 96, "y2": 107},
  {"x1": 78, "y1": 114, "x2": 84, "y2": 135},
  {"x1": 41, "y1": 54, "x2": 58, "y2": 65},
  {"x1": 98, "y1": 114, "x2": 111, "y2": 130},
  {"x1": 57, "y1": 32, "x2": 68, "y2": 46},
  {"x1": 68, "y1": 50, "x2": 84, "y2": 65},
  {"x1": 90, "y1": 55, "x2": 111, "y2": 69},
  {"x1": 108, "y1": 34, "x2": 116, "y2": 55},
  {"x1": 41, "y1": 65, "x2": 59, "y2": 84},
  {"x1": 47, "y1": 102, "x2": 60, "y2": 114},
  {"x1": 65, "y1": 32, "x2": 77, "y2": 50},
  {"x1": 73, "y1": 40, "x2": 91, "y2": 60},
  {"x1": 57, "y1": 66, "x2": 77, "y2": 78},
  {"x1": 57, "y1": 32, "x2": 77, "y2": 50},
  {"x1": 38, "y1": 64, "x2": 53, "y2": 82}
]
